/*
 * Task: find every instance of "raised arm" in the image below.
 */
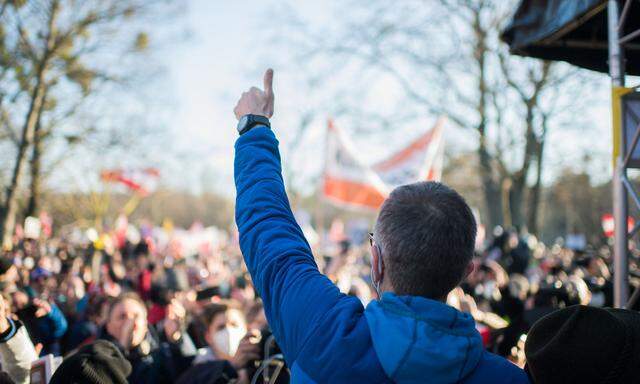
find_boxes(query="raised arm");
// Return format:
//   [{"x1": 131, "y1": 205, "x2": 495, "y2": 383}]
[
  {"x1": 0, "y1": 296, "x2": 37, "y2": 384},
  {"x1": 233, "y1": 70, "x2": 345, "y2": 364}
]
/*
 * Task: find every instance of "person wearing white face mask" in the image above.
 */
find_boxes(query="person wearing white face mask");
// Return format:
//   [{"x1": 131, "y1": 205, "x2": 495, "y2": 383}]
[
  {"x1": 211, "y1": 307, "x2": 247, "y2": 357},
  {"x1": 193, "y1": 303, "x2": 260, "y2": 377}
]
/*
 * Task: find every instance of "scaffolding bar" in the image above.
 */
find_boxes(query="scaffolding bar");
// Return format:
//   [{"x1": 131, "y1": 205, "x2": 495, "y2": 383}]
[
  {"x1": 610, "y1": 0, "x2": 629, "y2": 309},
  {"x1": 623, "y1": 121, "x2": 640, "y2": 168},
  {"x1": 621, "y1": 176, "x2": 640, "y2": 211},
  {"x1": 620, "y1": 28, "x2": 640, "y2": 45},
  {"x1": 618, "y1": 0, "x2": 633, "y2": 32}
]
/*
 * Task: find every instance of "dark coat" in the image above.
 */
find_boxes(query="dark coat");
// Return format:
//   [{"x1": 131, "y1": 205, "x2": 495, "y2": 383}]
[{"x1": 99, "y1": 326, "x2": 195, "y2": 384}]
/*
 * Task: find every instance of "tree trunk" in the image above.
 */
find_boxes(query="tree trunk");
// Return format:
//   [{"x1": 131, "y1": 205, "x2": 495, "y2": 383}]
[
  {"x1": 501, "y1": 177, "x2": 512, "y2": 229},
  {"x1": 0, "y1": 2, "x2": 58, "y2": 249},
  {"x1": 26, "y1": 115, "x2": 45, "y2": 218},
  {"x1": 479, "y1": 138, "x2": 503, "y2": 229},
  {"x1": 509, "y1": 104, "x2": 537, "y2": 231},
  {"x1": 527, "y1": 140, "x2": 545, "y2": 235},
  {"x1": 509, "y1": 177, "x2": 525, "y2": 230},
  {"x1": 1, "y1": 79, "x2": 47, "y2": 248},
  {"x1": 473, "y1": 10, "x2": 503, "y2": 230}
]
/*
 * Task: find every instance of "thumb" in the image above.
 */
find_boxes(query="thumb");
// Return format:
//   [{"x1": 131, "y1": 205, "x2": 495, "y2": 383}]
[
  {"x1": 34, "y1": 343, "x2": 43, "y2": 356},
  {"x1": 263, "y1": 68, "x2": 274, "y2": 98}
]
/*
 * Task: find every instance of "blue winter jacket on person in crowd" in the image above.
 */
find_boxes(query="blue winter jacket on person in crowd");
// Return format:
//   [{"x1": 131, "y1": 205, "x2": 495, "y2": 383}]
[
  {"x1": 234, "y1": 126, "x2": 530, "y2": 383},
  {"x1": 17, "y1": 302, "x2": 68, "y2": 357}
]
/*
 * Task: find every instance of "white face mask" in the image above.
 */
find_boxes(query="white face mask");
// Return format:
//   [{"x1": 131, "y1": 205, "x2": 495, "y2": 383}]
[{"x1": 212, "y1": 325, "x2": 246, "y2": 356}]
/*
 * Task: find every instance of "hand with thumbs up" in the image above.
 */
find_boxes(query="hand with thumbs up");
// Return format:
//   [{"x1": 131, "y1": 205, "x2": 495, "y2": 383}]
[{"x1": 233, "y1": 68, "x2": 275, "y2": 120}]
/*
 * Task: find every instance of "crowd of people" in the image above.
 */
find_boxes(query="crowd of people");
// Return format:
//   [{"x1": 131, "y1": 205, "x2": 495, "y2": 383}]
[
  {"x1": 0, "y1": 215, "x2": 633, "y2": 384},
  {"x1": 0, "y1": 223, "x2": 277, "y2": 384},
  {"x1": 0, "y1": 68, "x2": 637, "y2": 384}
]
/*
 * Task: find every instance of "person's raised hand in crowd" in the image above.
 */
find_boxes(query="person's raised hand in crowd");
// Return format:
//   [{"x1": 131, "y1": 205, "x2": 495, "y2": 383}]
[
  {"x1": 163, "y1": 298, "x2": 186, "y2": 343},
  {"x1": 448, "y1": 288, "x2": 508, "y2": 330},
  {"x1": 448, "y1": 288, "x2": 480, "y2": 318},
  {"x1": 32, "y1": 298, "x2": 51, "y2": 318},
  {"x1": 0, "y1": 295, "x2": 10, "y2": 334},
  {"x1": 484, "y1": 260, "x2": 509, "y2": 288},
  {"x1": 177, "y1": 289, "x2": 199, "y2": 316},
  {"x1": 229, "y1": 330, "x2": 261, "y2": 371},
  {"x1": 118, "y1": 318, "x2": 135, "y2": 351},
  {"x1": 233, "y1": 69, "x2": 274, "y2": 120}
]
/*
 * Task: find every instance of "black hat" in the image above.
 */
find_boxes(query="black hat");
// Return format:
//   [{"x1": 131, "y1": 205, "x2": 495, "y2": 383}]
[
  {"x1": 50, "y1": 340, "x2": 132, "y2": 384},
  {"x1": 525, "y1": 305, "x2": 640, "y2": 384},
  {"x1": 0, "y1": 258, "x2": 13, "y2": 275}
]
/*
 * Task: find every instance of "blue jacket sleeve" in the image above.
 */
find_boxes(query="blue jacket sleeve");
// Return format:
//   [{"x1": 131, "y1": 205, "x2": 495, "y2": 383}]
[
  {"x1": 45, "y1": 304, "x2": 68, "y2": 340},
  {"x1": 234, "y1": 126, "x2": 347, "y2": 364}
]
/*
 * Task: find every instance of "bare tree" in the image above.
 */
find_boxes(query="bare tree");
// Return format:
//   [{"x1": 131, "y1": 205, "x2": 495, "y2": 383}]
[
  {"x1": 271, "y1": 0, "x2": 598, "y2": 233},
  {"x1": 0, "y1": 0, "x2": 174, "y2": 247}
]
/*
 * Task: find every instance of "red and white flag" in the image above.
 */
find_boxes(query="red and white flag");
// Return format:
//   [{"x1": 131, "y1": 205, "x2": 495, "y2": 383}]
[
  {"x1": 323, "y1": 120, "x2": 390, "y2": 209},
  {"x1": 322, "y1": 118, "x2": 445, "y2": 210},
  {"x1": 373, "y1": 117, "x2": 445, "y2": 186},
  {"x1": 100, "y1": 168, "x2": 160, "y2": 196}
]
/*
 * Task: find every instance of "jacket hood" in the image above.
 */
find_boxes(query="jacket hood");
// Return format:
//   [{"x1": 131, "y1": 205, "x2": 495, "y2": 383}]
[{"x1": 365, "y1": 293, "x2": 483, "y2": 383}]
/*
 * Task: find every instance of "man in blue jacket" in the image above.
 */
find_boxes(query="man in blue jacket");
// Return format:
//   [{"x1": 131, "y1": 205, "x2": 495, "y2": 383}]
[{"x1": 233, "y1": 69, "x2": 529, "y2": 383}]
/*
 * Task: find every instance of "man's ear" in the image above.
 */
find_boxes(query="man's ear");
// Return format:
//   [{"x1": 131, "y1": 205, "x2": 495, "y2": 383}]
[{"x1": 372, "y1": 246, "x2": 384, "y2": 281}]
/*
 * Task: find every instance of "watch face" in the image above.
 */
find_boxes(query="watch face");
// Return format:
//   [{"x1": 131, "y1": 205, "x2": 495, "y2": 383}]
[{"x1": 237, "y1": 115, "x2": 249, "y2": 133}]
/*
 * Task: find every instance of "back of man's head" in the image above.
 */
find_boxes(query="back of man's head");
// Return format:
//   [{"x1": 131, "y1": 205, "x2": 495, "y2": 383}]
[{"x1": 375, "y1": 181, "x2": 476, "y2": 300}]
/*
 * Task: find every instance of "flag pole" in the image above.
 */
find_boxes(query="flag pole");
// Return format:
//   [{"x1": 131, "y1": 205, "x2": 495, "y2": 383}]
[{"x1": 315, "y1": 119, "x2": 332, "y2": 253}]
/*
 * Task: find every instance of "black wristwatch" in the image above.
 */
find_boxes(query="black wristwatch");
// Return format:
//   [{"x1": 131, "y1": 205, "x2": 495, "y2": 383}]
[{"x1": 237, "y1": 114, "x2": 270, "y2": 135}]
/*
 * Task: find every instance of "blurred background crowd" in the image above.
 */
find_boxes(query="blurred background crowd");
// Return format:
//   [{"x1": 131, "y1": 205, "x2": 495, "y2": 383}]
[{"x1": 0, "y1": 214, "x2": 633, "y2": 383}]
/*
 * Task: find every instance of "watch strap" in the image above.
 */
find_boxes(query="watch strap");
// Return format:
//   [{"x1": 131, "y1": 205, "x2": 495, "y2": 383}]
[{"x1": 239, "y1": 115, "x2": 271, "y2": 135}]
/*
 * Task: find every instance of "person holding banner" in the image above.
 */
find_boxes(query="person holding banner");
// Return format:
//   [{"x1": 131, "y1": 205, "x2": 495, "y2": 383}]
[{"x1": 232, "y1": 69, "x2": 529, "y2": 383}]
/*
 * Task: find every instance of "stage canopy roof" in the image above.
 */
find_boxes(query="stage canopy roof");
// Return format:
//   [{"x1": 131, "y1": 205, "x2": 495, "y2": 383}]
[{"x1": 502, "y1": 0, "x2": 640, "y2": 75}]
